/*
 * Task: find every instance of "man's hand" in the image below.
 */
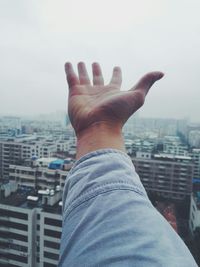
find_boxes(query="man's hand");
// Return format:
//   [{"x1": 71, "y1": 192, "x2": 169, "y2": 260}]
[{"x1": 65, "y1": 62, "x2": 164, "y2": 159}]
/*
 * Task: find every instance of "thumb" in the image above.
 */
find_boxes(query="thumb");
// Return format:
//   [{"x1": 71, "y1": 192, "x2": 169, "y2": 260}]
[
  {"x1": 130, "y1": 71, "x2": 164, "y2": 95},
  {"x1": 125, "y1": 71, "x2": 164, "y2": 116}
]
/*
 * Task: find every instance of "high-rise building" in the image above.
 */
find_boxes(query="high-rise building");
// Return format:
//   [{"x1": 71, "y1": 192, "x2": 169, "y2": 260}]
[{"x1": 132, "y1": 152, "x2": 194, "y2": 200}]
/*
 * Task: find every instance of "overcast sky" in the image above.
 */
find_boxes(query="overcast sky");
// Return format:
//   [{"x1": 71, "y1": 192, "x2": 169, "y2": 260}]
[{"x1": 0, "y1": 0, "x2": 199, "y2": 122}]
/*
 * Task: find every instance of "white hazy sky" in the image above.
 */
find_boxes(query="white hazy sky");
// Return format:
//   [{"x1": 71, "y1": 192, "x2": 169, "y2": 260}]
[{"x1": 0, "y1": 0, "x2": 200, "y2": 121}]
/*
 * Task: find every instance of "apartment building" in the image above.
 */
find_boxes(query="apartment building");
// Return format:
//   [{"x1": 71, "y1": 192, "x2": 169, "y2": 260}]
[
  {"x1": 132, "y1": 152, "x2": 194, "y2": 200},
  {"x1": 0, "y1": 141, "x2": 22, "y2": 179},
  {"x1": 190, "y1": 149, "x2": 200, "y2": 179},
  {"x1": 163, "y1": 136, "x2": 188, "y2": 156},
  {"x1": 9, "y1": 157, "x2": 72, "y2": 190},
  {"x1": 0, "y1": 116, "x2": 21, "y2": 135},
  {"x1": 0, "y1": 142, "x2": 3, "y2": 179},
  {"x1": 0, "y1": 182, "x2": 62, "y2": 267},
  {"x1": 40, "y1": 210, "x2": 62, "y2": 267},
  {"x1": 189, "y1": 192, "x2": 200, "y2": 237},
  {"x1": 0, "y1": 194, "x2": 37, "y2": 266},
  {"x1": 189, "y1": 130, "x2": 200, "y2": 148},
  {"x1": 0, "y1": 138, "x2": 58, "y2": 181}
]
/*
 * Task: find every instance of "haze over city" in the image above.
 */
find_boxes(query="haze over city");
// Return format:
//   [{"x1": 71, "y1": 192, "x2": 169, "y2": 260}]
[{"x1": 0, "y1": 0, "x2": 199, "y2": 122}]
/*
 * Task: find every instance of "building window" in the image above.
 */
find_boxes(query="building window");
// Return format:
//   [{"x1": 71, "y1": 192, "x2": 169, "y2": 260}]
[
  {"x1": 0, "y1": 220, "x2": 28, "y2": 231},
  {"x1": 44, "y1": 251, "x2": 59, "y2": 261},
  {"x1": 44, "y1": 229, "x2": 61, "y2": 239},
  {"x1": 44, "y1": 240, "x2": 60, "y2": 250},
  {"x1": 44, "y1": 218, "x2": 62, "y2": 227},
  {"x1": 0, "y1": 209, "x2": 28, "y2": 220},
  {"x1": 9, "y1": 244, "x2": 28, "y2": 252},
  {"x1": 8, "y1": 253, "x2": 28, "y2": 263},
  {"x1": 0, "y1": 231, "x2": 28, "y2": 242},
  {"x1": 44, "y1": 262, "x2": 57, "y2": 267}
]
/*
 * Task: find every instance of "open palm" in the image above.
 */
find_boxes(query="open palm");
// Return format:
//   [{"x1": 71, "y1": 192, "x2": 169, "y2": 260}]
[{"x1": 65, "y1": 62, "x2": 164, "y2": 135}]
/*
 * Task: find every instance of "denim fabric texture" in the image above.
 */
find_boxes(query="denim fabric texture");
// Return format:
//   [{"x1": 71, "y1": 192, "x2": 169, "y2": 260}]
[{"x1": 58, "y1": 149, "x2": 197, "y2": 267}]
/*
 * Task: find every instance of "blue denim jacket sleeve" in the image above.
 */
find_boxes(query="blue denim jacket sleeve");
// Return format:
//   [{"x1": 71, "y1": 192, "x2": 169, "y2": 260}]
[{"x1": 58, "y1": 149, "x2": 197, "y2": 267}]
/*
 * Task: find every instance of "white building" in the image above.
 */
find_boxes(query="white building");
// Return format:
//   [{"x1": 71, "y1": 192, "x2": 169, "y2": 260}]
[
  {"x1": 9, "y1": 157, "x2": 73, "y2": 190},
  {"x1": 190, "y1": 149, "x2": 200, "y2": 179},
  {"x1": 55, "y1": 140, "x2": 69, "y2": 152},
  {"x1": 0, "y1": 200, "x2": 37, "y2": 266},
  {"x1": 189, "y1": 192, "x2": 200, "y2": 235},
  {"x1": 189, "y1": 130, "x2": 200, "y2": 148},
  {"x1": 0, "y1": 182, "x2": 63, "y2": 267},
  {"x1": 163, "y1": 135, "x2": 188, "y2": 156}
]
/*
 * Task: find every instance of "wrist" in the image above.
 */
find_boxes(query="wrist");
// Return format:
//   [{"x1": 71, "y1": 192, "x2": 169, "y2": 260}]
[{"x1": 76, "y1": 122, "x2": 125, "y2": 160}]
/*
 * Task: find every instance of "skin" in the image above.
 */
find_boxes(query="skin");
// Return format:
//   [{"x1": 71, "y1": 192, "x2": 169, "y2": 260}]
[{"x1": 65, "y1": 62, "x2": 164, "y2": 159}]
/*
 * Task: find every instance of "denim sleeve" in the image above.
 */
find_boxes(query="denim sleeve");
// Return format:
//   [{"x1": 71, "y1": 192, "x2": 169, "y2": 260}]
[{"x1": 58, "y1": 149, "x2": 197, "y2": 267}]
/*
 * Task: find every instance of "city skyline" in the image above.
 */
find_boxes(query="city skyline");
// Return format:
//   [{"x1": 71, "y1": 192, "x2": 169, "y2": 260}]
[
  {"x1": 1, "y1": 115, "x2": 200, "y2": 265},
  {"x1": 0, "y1": 111, "x2": 198, "y2": 124}
]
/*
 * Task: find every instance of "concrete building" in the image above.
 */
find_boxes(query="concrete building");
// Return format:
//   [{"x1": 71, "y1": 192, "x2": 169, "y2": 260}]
[
  {"x1": 0, "y1": 182, "x2": 62, "y2": 267},
  {"x1": 0, "y1": 142, "x2": 3, "y2": 180},
  {"x1": 132, "y1": 153, "x2": 194, "y2": 200},
  {"x1": 189, "y1": 192, "x2": 200, "y2": 235},
  {"x1": 1, "y1": 140, "x2": 22, "y2": 179},
  {"x1": 189, "y1": 130, "x2": 200, "y2": 148},
  {"x1": 123, "y1": 117, "x2": 179, "y2": 137},
  {"x1": 9, "y1": 157, "x2": 73, "y2": 190},
  {"x1": 0, "y1": 138, "x2": 58, "y2": 181},
  {"x1": 190, "y1": 149, "x2": 200, "y2": 179},
  {"x1": 56, "y1": 140, "x2": 69, "y2": 152},
  {"x1": 40, "y1": 209, "x2": 62, "y2": 267},
  {"x1": 163, "y1": 136, "x2": 188, "y2": 156},
  {"x1": 124, "y1": 137, "x2": 158, "y2": 156},
  {"x1": 0, "y1": 116, "x2": 21, "y2": 139},
  {"x1": 0, "y1": 186, "x2": 38, "y2": 267}
]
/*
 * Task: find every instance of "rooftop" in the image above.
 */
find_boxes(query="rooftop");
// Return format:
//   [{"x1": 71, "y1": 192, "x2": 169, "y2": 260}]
[
  {"x1": 0, "y1": 186, "x2": 35, "y2": 207},
  {"x1": 0, "y1": 184, "x2": 62, "y2": 213},
  {"x1": 35, "y1": 157, "x2": 58, "y2": 164},
  {"x1": 154, "y1": 153, "x2": 192, "y2": 161}
]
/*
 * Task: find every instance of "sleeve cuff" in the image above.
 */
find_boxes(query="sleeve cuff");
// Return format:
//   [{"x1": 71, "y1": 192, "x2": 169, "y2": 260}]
[{"x1": 62, "y1": 149, "x2": 148, "y2": 221}]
